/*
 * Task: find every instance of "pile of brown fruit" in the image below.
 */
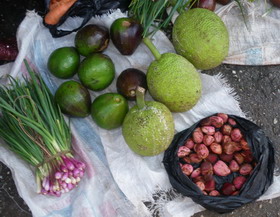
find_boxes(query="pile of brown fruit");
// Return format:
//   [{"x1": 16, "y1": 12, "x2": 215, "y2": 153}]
[{"x1": 177, "y1": 113, "x2": 256, "y2": 196}]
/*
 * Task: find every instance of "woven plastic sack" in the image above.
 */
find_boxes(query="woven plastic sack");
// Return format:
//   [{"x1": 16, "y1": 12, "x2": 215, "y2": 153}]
[{"x1": 217, "y1": 0, "x2": 280, "y2": 65}]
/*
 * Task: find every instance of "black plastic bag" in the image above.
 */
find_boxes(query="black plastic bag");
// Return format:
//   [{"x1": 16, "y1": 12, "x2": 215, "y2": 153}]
[
  {"x1": 163, "y1": 114, "x2": 275, "y2": 213},
  {"x1": 43, "y1": 0, "x2": 131, "y2": 38}
]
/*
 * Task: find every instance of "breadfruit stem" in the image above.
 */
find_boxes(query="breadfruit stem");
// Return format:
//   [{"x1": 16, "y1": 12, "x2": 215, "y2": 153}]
[
  {"x1": 143, "y1": 37, "x2": 161, "y2": 60},
  {"x1": 136, "y1": 87, "x2": 146, "y2": 110}
]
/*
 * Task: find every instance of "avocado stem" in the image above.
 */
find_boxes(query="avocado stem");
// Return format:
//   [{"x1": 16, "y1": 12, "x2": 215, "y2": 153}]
[
  {"x1": 143, "y1": 37, "x2": 161, "y2": 60},
  {"x1": 136, "y1": 87, "x2": 146, "y2": 110}
]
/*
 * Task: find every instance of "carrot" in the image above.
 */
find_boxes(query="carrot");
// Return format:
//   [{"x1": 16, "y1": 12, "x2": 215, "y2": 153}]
[{"x1": 44, "y1": 0, "x2": 78, "y2": 25}]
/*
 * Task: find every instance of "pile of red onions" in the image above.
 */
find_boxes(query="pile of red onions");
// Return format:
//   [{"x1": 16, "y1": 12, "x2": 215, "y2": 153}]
[{"x1": 40, "y1": 155, "x2": 86, "y2": 197}]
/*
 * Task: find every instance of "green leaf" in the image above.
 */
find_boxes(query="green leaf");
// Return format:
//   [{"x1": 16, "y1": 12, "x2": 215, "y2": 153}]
[
  {"x1": 235, "y1": 0, "x2": 249, "y2": 30},
  {"x1": 129, "y1": 0, "x2": 187, "y2": 38},
  {"x1": 0, "y1": 60, "x2": 72, "y2": 171}
]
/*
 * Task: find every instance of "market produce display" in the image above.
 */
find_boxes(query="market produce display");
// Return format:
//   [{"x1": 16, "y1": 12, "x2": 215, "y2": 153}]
[
  {"x1": 0, "y1": 60, "x2": 86, "y2": 196},
  {"x1": 0, "y1": 0, "x2": 278, "y2": 215}
]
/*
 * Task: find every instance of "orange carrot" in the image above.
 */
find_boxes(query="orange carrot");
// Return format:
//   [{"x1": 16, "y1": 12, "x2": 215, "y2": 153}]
[{"x1": 44, "y1": 0, "x2": 78, "y2": 25}]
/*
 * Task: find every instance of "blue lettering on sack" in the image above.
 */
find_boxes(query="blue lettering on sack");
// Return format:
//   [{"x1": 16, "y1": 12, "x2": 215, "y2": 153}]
[{"x1": 246, "y1": 47, "x2": 263, "y2": 65}]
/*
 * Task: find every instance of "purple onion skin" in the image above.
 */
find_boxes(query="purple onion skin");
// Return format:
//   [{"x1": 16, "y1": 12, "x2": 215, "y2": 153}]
[{"x1": 40, "y1": 156, "x2": 86, "y2": 197}]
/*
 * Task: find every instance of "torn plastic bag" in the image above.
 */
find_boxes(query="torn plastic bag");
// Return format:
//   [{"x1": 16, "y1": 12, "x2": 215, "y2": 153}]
[
  {"x1": 43, "y1": 0, "x2": 131, "y2": 37},
  {"x1": 163, "y1": 114, "x2": 275, "y2": 213}
]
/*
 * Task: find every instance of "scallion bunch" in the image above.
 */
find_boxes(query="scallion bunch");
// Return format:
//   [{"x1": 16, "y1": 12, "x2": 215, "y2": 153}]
[
  {"x1": 129, "y1": 0, "x2": 188, "y2": 38},
  {"x1": 0, "y1": 60, "x2": 86, "y2": 197}
]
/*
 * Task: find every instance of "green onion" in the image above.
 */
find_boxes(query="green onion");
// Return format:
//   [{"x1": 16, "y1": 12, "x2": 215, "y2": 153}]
[
  {"x1": 128, "y1": 0, "x2": 189, "y2": 59},
  {"x1": 0, "y1": 60, "x2": 86, "y2": 196},
  {"x1": 129, "y1": 0, "x2": 187, "y2": 38}
]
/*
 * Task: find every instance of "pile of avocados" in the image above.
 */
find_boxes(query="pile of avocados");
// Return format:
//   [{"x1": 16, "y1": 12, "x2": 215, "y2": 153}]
[{"x1": 47, "y1": 17, "x2": 189, "y2": 157}]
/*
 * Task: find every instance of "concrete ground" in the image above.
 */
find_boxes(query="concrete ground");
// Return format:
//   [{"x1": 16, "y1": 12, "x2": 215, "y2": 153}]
[{"x1": 0, "y1": 1, "x2": 280, "y2": 217}]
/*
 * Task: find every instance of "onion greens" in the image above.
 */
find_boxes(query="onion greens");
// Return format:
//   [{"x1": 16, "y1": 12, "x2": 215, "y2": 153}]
[
  {"x1": 129, "y1": 0, "x2": 188, "y2": 59},
  {"x1": 129, "y1": 0, "x2": 187, "y2": 38},
  {"x1": 0, "y1": 60, "x2": 86, "y2": 196}
]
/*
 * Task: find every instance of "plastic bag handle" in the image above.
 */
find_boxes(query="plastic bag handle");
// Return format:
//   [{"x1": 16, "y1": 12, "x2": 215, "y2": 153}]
[
  {"x1": 48, "y1": 10, "x2": 93, "y2": 37},
  {"x1": 43, "y1": 1, "x2": 97, "y2": 38},
  {"x1": 43, "y1": 0, "x2": 130, "y2": 38}
]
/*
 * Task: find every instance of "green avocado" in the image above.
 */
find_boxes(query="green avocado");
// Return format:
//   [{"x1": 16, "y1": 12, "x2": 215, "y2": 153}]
[
  {"x1": 54, "y1": 80, "x2": 91, "y2": 117},
  {"x1": 75, "y1": 24, "x2": 109, "y2": 56},
  {"x1": 47, "y1": 47, "x2": 80, "y2": 79},
  {"x1": 91, "y1": 93, "x2": 129, "y2": 129},
  {"x1": 78, "y1": 53, "x2": 115, "y2": 91}
]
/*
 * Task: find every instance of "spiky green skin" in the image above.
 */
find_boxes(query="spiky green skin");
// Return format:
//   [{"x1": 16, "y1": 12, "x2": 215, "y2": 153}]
[
  {"x1": 172, "y1": 8, "x2": 229, "y2": 70},
  {"x1": 147, "y1": 52, "x2": 202, "y2": 112},
  {"x1": 122, "y1": 101, "x2": 174, "y2": 156}
]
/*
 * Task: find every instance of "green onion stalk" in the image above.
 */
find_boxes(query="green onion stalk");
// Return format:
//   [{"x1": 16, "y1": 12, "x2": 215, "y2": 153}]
[
  {"x1": 0, "y1": 60, "x2": 86, "y2": 197},
  {"x1": 129, "y1": 0, "x2": 192, "y2": 57}
]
